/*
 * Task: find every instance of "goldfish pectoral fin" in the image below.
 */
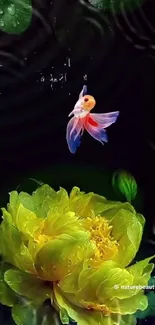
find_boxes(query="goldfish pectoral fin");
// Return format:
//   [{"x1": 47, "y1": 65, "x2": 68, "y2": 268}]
[
  {"x1": 89, "y1": 111, "x2": 119, "y2": 128},
  {"x1": 85, "y1": 120, "x2": 108, "y2": 144},
  {"x1": 79, "y1": 85, "x2": 87, "y2": 98},
  {"x1": 66, "y1": 117, "x2": 83, "y2": 154},
  {"x1": 68, "y1": 110, "x2": 74, "y2": 117}
]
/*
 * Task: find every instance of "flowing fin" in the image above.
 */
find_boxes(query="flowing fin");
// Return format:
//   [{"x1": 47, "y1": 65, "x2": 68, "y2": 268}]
[
  {"x1": 84, "y1": 117, "x2": 108, "y2": 144},
  {"x1": 66, "y1": 117, "x2": 83, "y2": 153},
  {"x1": 89, "y1": 111, "x2": 119, "y2": 128},
  {"x1": 79, "y1": 85, "x2": 87, "y2": 98}
]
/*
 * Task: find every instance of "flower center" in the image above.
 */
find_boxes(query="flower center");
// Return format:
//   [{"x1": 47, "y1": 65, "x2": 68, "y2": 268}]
[{"x1": 82, "y1": 215, "x2": 118, "y2": 263}]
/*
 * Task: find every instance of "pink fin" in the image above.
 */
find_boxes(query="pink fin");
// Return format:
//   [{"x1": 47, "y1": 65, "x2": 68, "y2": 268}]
[
  {"x1": 66, "y1": 117, "x2": 84, "y2": 153},
  {"x1": 89, "y1": 111, "x2": 119, "y2": 128},
  {"x1": 84, "y1": 117, "x2": 108, "y2": 144},
  {"x1": 79, "y1": 85, "x2": 87, "y2": 98}
]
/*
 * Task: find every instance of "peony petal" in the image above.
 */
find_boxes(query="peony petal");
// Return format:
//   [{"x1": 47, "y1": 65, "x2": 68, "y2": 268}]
[
  {"x1": 4, "y1": 268, "x2": 51, "y2": 305},
  {"x1": 18, "y1": 192, "x2": 35, "y2": 212},
  {"x1": 44, "y1": 211, "x2": 83, "y2": 237},
  {"x1": 46, "y1": 187, "x2": 69, "y2": 215},
  {"x1": 12, "y1": 299, "x2": 60, "y2": 325},
  {"x1": 0, "y1": 221, "x2": 22, "y2": 265},
  {"x1": 7, "y1": 191, "x2": 20, "y2": 223},
  {"x1": 126, "y1": 256, "x2": 155, "y2": 285},
  {"x1": 0, "y1": 262, "x2": 17, "y2": 307},
  {"x1": 107, "y1": 209, "x2": 144, "y2": 267},
  {"x1": 69, "y1": 187, "x2": 94, "y2": 217},
  {"x1": 31, "y1": 184, "x2": 57, "y2": 218},
  {"x1": 1, "y1": 208, "x2": 13, "y2": 224},
  {"x1": 15, "y1": 204, "x2": 44, "y2": 237},
  {"x1": 54, "y1": 285, "x2": 122, "y2": 325},
  {"x1": 0, "y1": 221, "x2": 35, "y2": 273},
  {"x1": 119, "y1": 315, "x2": 137, "y2": 325},
  {"x1": 105, "y1": 292, "x2": 148, "y2": 314},
  {"x1": 59, "y1": 257, "x2": 154, "y2": 315},
  {"x1": 35, "y1": 232, "x2": 91, "y2": 281}
]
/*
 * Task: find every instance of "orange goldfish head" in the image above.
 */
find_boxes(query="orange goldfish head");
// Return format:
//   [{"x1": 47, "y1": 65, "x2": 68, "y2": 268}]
[{"x1": 82, "y1": 95, "x2": 96, "y2": 111}]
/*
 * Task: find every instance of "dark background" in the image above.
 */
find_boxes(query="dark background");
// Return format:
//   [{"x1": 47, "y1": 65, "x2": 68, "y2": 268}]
[{"x1": 0, "y1": 0, "x2": 155, "y2": 323}]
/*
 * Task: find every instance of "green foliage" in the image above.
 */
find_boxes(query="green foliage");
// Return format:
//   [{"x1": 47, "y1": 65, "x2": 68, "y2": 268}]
[
  {"x1": 112, "y1": 169, "x2": 138, "y2": 203},
  {"x1": 0, "y1": 0, "x2": 32, "y2": 34},
  {"x1": 88, "y1": 0, "x2": 145, "y2": 13}
]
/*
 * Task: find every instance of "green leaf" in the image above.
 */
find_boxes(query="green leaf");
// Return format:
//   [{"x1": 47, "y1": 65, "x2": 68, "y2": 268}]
[
  {"x1": 88, "y1": 0, "x2": 145, "y2": 13},
  {"x1": 0, "y1": 262, "x2": 17, "y2": 307},
  {"x1": 148, "y1": 276, "x2": 155, "y2": 287},
  {"x1": 112, "y1": 170, "x2": 138, "y2": 203},
  {"x1": 0, "y1": 0, "x2": 32, "y2": 34},
  {"x1": 12, "y1": 299, "x2": 61, "y2": 325}
]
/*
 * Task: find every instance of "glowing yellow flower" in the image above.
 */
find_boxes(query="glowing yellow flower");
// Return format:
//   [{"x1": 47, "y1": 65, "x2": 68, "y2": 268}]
[{"x1": 0, "y1": 185, "x2": 153, "y2": 325}]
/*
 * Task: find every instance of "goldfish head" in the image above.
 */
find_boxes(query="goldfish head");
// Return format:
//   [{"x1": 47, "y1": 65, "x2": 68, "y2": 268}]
[{"x1": 82, "y1": 95, "x2": 96, "y2": 111}]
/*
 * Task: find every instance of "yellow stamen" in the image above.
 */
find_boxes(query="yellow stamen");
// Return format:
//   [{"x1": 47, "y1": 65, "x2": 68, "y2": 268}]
[
  {"x1": 35, "y1": 234, "x2": 49, "y2": 245},
  {"x1": 33, "y1": 221, "x2": 51, "y2": 245},
  {"x1": 81, "y1": 300, "x2": 111, "y2": 315},
  {"x1": 82, "y1": 215, "x2": 118, "y2": 264}
]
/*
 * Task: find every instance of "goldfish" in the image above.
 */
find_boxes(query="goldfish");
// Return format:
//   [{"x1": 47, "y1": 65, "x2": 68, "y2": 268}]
[{"x1": 66, "y1": 85, "x2": 119, "y2": 153}]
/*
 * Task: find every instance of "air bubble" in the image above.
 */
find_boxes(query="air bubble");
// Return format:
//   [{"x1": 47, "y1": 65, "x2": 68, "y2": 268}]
[
  {"x1": 7, "y1": 4, "x2": 16, "y2": 16},
  {"x1": 0, "y1": 20, "x2": 4, "y2": 27}
]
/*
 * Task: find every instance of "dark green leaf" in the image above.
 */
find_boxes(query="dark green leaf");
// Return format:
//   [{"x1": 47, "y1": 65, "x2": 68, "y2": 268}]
[
  {"x1": 88, "y1": 0, "x2": 145, "y2": 13},
  {"x1": 0, "y1": 0, "x2": 32, "y2": 34},
  {"x1": 12, "y1": 299, "x2": 61, "y2": 325},
  {"x1": 112, "y1": 170, "x2": 138, "y2": 203}
]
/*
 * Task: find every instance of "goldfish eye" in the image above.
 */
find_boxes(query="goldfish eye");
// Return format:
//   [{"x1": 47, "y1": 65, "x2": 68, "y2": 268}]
[{"x1": 84, "y1": 97, "x2": 89, "y2": 102}]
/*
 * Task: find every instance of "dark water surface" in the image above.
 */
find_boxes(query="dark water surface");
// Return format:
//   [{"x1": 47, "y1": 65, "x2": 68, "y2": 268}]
[{"x1": 0, "y1": 0, "x2": 155, "y2": 324}]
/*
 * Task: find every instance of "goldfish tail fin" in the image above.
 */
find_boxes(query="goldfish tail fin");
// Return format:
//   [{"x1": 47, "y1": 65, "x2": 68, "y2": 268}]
[
  {"x1": 84, "y1": 116, "x2": 108, "y2": 144},
  {"x1": 66, "y1": 117, "x2": 83, "y2": 153},
  {"x1": 89, "y1": 111, "x2": 119, "y2": 128}
]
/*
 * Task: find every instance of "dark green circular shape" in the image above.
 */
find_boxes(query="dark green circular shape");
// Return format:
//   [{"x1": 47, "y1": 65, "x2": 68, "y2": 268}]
[
  {"x1": 88, "y1": 0, "x2": 145, "y2": 14},
  {"x1": 0, "y1": 0, "x2": 32, "y2": 34}
]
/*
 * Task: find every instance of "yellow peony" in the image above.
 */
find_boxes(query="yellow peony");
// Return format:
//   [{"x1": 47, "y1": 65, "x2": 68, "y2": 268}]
[{"x1": 0, "y1": 185, "x2": 154, "y2": 325}]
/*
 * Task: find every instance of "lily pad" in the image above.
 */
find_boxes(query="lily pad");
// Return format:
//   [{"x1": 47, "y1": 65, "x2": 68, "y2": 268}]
[
  {"x1": 112, "y1": 169, "x2": 138, "y2": 203},
  {"x1": 0, "y1": 0, "x2": 32, "y2": 34},
  {"x1": 88, "y1": 0, "x2": 145, "y2": 14}
]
